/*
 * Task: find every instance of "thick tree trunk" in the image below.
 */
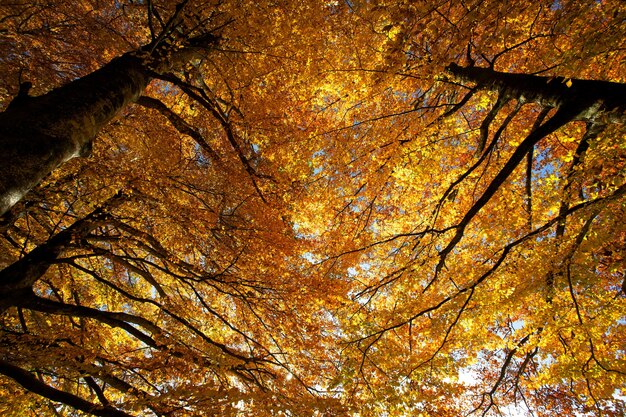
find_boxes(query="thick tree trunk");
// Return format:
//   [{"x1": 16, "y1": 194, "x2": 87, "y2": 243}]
[
  {"x1": 0, "y1": 32, "x2": 218, "y2": 216},
  {"x1": 445, "y1": 63, "x2": 626, "y2": 123},
  {"x1": 0, "y1": 53, "x2": 149, "y2": 215}
]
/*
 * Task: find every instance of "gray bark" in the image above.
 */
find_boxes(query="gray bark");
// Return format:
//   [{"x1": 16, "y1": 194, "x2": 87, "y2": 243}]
[{"x1": 445, "y1": 63, "x2": 626, "y2": 123}]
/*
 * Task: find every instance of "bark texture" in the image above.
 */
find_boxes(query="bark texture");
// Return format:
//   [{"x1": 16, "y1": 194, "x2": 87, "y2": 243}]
[
  {"x1": 0, "y1": 32, "x2": 219, "y2": 216},
  {"x1": 0, "y1": 54, "x2": 149, "y2": 215},
  {"x1": 445, "y1": 63, "x2": 626, "y2": 123}
]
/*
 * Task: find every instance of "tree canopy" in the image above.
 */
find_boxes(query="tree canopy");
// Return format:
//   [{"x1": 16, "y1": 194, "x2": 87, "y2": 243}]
[{"x1": 0, "y1": 1, "x2": 625, "y2": 416}]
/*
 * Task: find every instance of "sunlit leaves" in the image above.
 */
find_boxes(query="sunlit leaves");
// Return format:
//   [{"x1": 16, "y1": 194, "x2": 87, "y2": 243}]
[{"x1": 1, "y1": 0, "x2": 625, "y2": 416}]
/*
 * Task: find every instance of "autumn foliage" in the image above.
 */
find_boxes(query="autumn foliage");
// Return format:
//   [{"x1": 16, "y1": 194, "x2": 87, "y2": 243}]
[{"x1": 0, "y1": 1, "x2": 625, "y2": 416}]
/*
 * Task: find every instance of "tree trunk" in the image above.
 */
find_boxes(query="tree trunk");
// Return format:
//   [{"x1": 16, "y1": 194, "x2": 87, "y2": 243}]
[
  {"x1": 432, "y1": 65, "x2": 625, "y2": 277},
  {"x1": 0, "y1": 53, "x2": 149, "y2": 216},
  {"x1": 445, "y1": 63, "x2": 626, "y2": 123},
  {"x1": 0, "y1": 32, "x2": 219, "y2": 216}
]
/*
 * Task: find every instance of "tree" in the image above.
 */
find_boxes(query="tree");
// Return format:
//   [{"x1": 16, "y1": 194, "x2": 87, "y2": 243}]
[
  {"x1": 0, "y1": 1, "x2": 350, "y2": 415},
  {"x1": 293, "y1": 1, "x2": 626, "y2": 415},
  {"x1": 1, "y1": 0, "x2": 625, "y2": 416},
  {"x1": 0, "y1": 2, "x2": 222, "y2": 216}
]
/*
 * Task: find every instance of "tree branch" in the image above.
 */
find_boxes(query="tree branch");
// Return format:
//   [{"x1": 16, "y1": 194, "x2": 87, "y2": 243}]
[
  {"x1": 149, "y1": 72, "x2": 270, "y2": 202},
  {"x1": 0, "y1": 191, "x2": 126, "y2": 305},
  {"x1": 433, "y1": 104, "x2": 578, "y2": 285},
  {"x1": 19, "y1": 293, "x2": 160, "y2": 348},
  {"x1": 478, "y1": 92, "x2": 509, "y2": 154},
  {"x1": 136, "y1": 95, "x2": 221, "y2": 164},
  {"x1": 0, "y1": 359, "x2": 134, "y2": 417}
]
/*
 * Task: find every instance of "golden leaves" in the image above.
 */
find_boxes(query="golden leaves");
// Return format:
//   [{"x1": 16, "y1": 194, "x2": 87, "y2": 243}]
[{"x1": 1, "y1": 0, "x2": 625, "y2": 416}]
